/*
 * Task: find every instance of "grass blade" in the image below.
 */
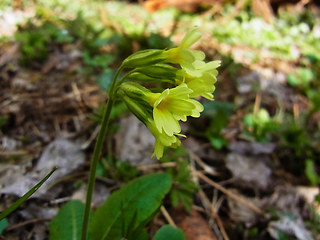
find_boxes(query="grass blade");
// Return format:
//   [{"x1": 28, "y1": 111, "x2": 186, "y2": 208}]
[{"x1": 0, "y1": 167, "x2": 57, "y2": 221}]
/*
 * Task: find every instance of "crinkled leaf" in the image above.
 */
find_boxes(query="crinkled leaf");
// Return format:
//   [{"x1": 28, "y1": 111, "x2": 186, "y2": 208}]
[
  {"x1": 89, "y1": 173, "x2": 172, "y2": 240},
  {"x1": 167, "y1": 159, "x2": 198, "y2": 212}
]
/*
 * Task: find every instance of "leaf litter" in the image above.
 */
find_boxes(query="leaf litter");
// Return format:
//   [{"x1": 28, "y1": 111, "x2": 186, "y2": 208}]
[{"x1": 0, "y1": 1, "x2": 320, "y2": 239}]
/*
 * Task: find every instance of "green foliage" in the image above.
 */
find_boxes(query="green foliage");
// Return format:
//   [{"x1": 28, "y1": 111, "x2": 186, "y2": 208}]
[
  {"x1": 95, "y1": 69, "x2": 115, "y2": 91},
  {"x1": 287, "y1": 67, "x2": 314, "y2": 89},
  {"x1": 102, "y1": 157, "x2": 139, "y2": 182},
  {"x1": 0, "y1": 219, "x2": 8, "y2": 235},
  {"x1": 49, "y1": 200, "x2": 85, "y2": 240},
  {"x1": 153, "y1": 225, "x2": 185, "y2": 240},
  {"x1": 244, "y1": 108, "x2": 281, "y2": 142},
  {"x1": 88, "y1": 173, "x2": 172, "y2": 240},
  {"x1": 89, "y1": 102, "x2": 128, "y2": 124},
  {"x1": 0, "y1": 115, "x2": 8, "y2": 131},
  {"x1": 169, "y1": 160, "x2": 198, "y2": 211},
  {"x1": 146, "y1": 33, "x2": 173, "y2": 50},
  {"x1": 247, "y1": 227, "x2": 259, "y2": 240},
  {"x1": 163, "y1": 149, "x2": 198, "y2": 212},
  {"x1": 211, "y1": 7, "x2": 320, "y2": 61},
  {"x1": 204, "y1": 101, "x2": 234, "y2": 149},
  {"x1": 0, "y1": 168, "x2": 56, "y2": 221},
  {"x1": 277, "y1": 230, "x2": 291, "y2": 240},
  {"x1": 83, "y1": 52, "x2": 115, "y2": 71},
  {"x1": 14, "y1": 7, "x2": 120, "y2": 71},
  {"x1": 305, "y1": 159, "x2": 320, "y2": 186},
  {"x1": 280, "y1": 117, "x2": 311, "y2": 156},
  {"x1": 15, "y1": 20, "x2": 59, "y2": 65}
]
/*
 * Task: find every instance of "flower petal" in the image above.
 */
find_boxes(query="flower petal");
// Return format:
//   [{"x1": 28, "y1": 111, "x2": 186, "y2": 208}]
[
  {"x1": 180, "y1": 27, "x2": 202, "y2": 48},
  {"x1": 154, "y1": 108, "x2": 181, "y2": 136},
  {"x1": 153, "y1": 139, "x2": 164, "y2": 159},
  {"x1": 189, "y1": 99, "x2": 204, "y2": 118}
]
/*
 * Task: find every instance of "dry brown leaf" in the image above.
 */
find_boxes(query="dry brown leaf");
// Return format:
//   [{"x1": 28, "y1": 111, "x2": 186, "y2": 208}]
[{"x1": 172, "y1": 208, "x2": 218, "y2": 240}]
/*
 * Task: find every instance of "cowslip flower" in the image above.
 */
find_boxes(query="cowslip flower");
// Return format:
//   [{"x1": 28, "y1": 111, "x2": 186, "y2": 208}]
[
  {"x1": 145, "y1": 83, "x2": 204, "y2": 136},
  {"x1": 119, "y1": 92, "x2": 181, "y2": 159},
  {"x1": 119, "y1": 82, "x2": 204, "y2": 137},
  {"x1": 115, "y1": 27, "x2": 220, "y2": 159},
  {"x1": 147, "y1": 120, "x2": 182, "y2": 159},
  {"x1": 176, "y1": 60, "x2": 221, "y2": 100},
  {"x1": 164, "y1": 27, "x2": 205, "y2": 77}
]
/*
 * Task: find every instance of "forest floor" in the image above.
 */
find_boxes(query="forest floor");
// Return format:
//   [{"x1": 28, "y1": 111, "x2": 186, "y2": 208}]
[{"x1": 0, "y1": 1, "x2": 320, "y2": 239}]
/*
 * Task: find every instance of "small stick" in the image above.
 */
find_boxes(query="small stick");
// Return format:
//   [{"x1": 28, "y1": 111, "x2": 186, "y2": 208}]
[
  {"x1": 188, "y1": 150, "x2": 219, "y2": 176},
  {"x1": 137, "y1": 162, "x2": 177, "y2": 171},
  {"x1": 253, "y1": 91, "x2": 261, "y2": 115},
  {"x1": 197, "y1": 172, "x2": 264, "y2": 215},
  {"x1": 189, "y1": 162, "x2": 228, "y2": 240},
  {"x1": 6, "y1": 218, "x2": 52, "y2": 231},
  {"x1": 0, "y1": 150, "x2": 27, "y2": 156},
  {"x1": 198, "y1": 189, "x2": 229, "y2": 240},
  {"x1": 160, "y1": 206, "x2": 176, "y2": 228}
]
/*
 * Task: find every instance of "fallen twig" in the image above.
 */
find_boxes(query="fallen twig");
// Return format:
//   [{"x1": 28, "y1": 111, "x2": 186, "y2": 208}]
[{"x1": 197, "y1": 171, "x2": 264, "y2": 215}]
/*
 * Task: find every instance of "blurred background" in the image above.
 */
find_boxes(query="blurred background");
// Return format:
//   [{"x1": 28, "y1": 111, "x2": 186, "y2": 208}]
[{"x1": 0, "y1": 0, "x2": 319, "y2": 239}]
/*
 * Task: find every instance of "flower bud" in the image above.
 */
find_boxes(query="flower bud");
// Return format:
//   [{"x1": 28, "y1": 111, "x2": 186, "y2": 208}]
[
  {"x1": 120, "y1": 93, "x2": 152, "y2": 125},
  {"x1": 134, "y1": 64, "x2": 178, "y2": 80},
  {"x1": 118, "y1": 82, "x2": 150, "y2": 101}
]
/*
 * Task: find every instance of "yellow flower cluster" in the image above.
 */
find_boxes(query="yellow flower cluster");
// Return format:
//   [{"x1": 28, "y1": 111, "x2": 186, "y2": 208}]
[{"x1": 118, "y1": 27, "x2": 220, "y2": 159}]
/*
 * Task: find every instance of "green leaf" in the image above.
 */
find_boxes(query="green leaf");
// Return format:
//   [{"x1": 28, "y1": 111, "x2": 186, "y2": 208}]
[
  {"x1": 0, "y1": 168, "x2": 56, "y2": 221},
  {"x1": 89, "y1": 173, "x2": 172, "y2": 240},
  {"x1": 132, "y1": 228, "x2": 148, "y2": 240},
  {"x1": 168, "y1": 159, "x2": 198, "y2": 212},
  {"x1": 49, "y1": 200, "x2": 85, "y2": 240},
  {"x1": 305, "y1": 159, "x2": 320, "y2": 186},
  {"x1": 209, "y1": 136, "x2": 228, "y2": 150},
  {"x1": 96, "y1": 69, "x2": 114, "y2": 91},
  {"x1": 0, "y1": 115, "x2": 8, "y2": 130},
  {"x1": 0, "y1": 219, "x2": 8, "y2": 234},
  {"x1": 153, "y1": 225, "x2": 185, "y2": 240}
]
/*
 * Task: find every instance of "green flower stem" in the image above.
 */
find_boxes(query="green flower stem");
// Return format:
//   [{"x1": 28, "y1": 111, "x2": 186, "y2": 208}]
[
  {"x1": 81, "y1": 66, "x2": 124, "y2": 240},
  {"x1": 115, "y1": 69, "x2": 137, "y2": 89}
]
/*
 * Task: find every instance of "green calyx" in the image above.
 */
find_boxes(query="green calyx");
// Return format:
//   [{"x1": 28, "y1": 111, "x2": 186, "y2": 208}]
[{"x1": 122, "y1": 49, "x2": 167, "y2": 68}]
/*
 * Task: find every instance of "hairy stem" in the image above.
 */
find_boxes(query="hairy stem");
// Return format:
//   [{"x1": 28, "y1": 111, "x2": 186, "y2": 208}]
[{"x1": 81, "y1": 66, "x2": 124, "y2": 240}]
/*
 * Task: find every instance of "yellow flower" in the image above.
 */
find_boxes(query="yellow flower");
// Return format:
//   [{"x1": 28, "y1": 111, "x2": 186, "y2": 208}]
[
  {"x1": 120, "y1": 90, "x2": 181, "y2": 159},
  {"x1": 147, "y1": 120, "x2": 181, "y2": 159},
  {"x1": 146, "y1": 83, "x2": 204, "y2": 136},
  {"x1": 164, "y1": 27, "x2": 205, "y2": 77},
  {"x1": 176, "y1": 60, "x2": 221, "y2": 100}
]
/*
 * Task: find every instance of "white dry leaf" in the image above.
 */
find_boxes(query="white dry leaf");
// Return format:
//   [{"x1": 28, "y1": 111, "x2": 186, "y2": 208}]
[
  {"x1": 0, "y1": 138, "x2": 85, "y2": 198},
  {"x1": 115, "y1": 115, "x2": 157, "y2": 166},
  {"x1": 228, "y1": 141, "x2": 276, "y2": 155},
  {"x1": 71, "y1": 182, "x2": 110, "y2": 208},
  {"x1": 268, "y1": 214, "x2": 313, "y2": 240},
  {"x1": 227, "y1": 190, "x2": 262, "y2": 226},
  {"x1": 226, "y1": 153, "x2": 272, "y2": 190},
  {"x1": 236, "y1": 70, "x2": 289, "y2": 101}
]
